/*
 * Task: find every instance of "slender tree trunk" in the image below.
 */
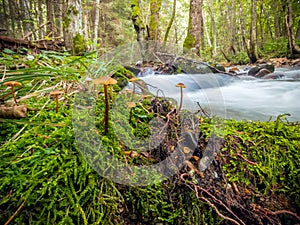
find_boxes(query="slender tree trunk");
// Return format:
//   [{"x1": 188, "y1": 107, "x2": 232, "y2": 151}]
[
  {"x1": 238, "y1": 0, "x2": 250, "y2": 60},
  {"x1": 1, "y1": 0, "x2": 8, "y2": 32},
  {"x1": 163, "y1": 0, "x2": 176, "y2": 43},
  {"x1": 249, "y1": 0, "x2": 258, "y2": 63},
  {"x1": 83, "y1": 0, "x2": 89, "y2": 45},
  {"x1": 54, "y1": 0, "x2": 63, "y2": 37},
  {"x1": 296, "y1": 19, "x2": 300, "y2": 40},
  {"x1": 286, "y1": 0, "x2": 300, "y2": 56},
  {"x1": 149, "y1": 0, "x2": 163, "y2": 40},
  {"x1": 183, "y1": 0, "x2": 204, "y2": 56},
  {"x1": 208, "y1": 0, "x2": 217, "y2": 56},
  {"x1": 38, "y1": 0, "x2": 44, "y2": 39},
  {"x1": 93, "y1": 0, "x2": 100, "y2": 50},
  {"x1": 46, "y1": 0, "x2": 54, "y2": 37},
  {"x1": 8, "y1": 0, "x2": 16, "y2": 36},
  {"x1": 131, "y1": 0, "x2": 146, "y2": 42}
]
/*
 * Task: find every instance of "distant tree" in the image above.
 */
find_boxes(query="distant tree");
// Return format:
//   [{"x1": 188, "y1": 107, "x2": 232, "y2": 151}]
[
  {"x1": 249, "y1": 0, "x2": 259, "y2": 63},
  {"x1": 286, "y1": 0, "x2": 300, "y2": 57},
  {"x1": 149, "y1": 0, "x2": 163, "y2": 40},
  {"x1": 183, "y1": 0, "x2": 204, "y2": 56}
]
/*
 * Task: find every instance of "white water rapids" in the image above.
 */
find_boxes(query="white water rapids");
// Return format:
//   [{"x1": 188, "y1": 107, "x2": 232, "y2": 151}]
[{"x1": 137, "y1": 69, "x2": 300, "y2": 121}]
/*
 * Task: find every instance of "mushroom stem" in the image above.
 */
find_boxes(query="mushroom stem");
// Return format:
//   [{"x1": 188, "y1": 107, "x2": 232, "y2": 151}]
[
  {"x1": 103, "y1": 84, "x2": 109, "y2": 134},
  {"x1": 11, "y1": 85, "x2": 18, "y2": 105},
  {"x1": 109, "y1": 84, "x2": 114, "y2": 100},
  {"x1": 55, "y1": 95, "x2": 59, "y2": 113},
  {"x1": 178, "y1": 87, "x2": 183, "y2": 111}
]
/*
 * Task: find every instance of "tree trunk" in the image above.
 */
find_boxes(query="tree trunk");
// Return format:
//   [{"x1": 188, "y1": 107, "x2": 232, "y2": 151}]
[
  {"x1": 54, "y1": 0, "x2": 63, "y2": 37},
  {"x1": 46, "y1": 0, "x2": 54, "y2": 37},
  {"x1": 249, "y1": 0, "x2": 258, "y2": 63},
  {"x1": 183, "y1": 0, "x2": 204, "y2": 56},
  {"x1": 63, "y1": 0, "x2": 85, "y2": 54},
  {"x1": 149, "y1": 0, "x2": 163, "y2": 40},
  {"x1": 163, "y1": 0, "x2": 176, "y2": 43},
  {"x1": 8, "y1": 0, "x2": 16, "y2": 36},
  {"x1": 208, "y1": 0, "x2": 217, "y2": 56},
  {"x1": 38, "y1": 0, "x2": 44, "y2": 39},
  {"x1": 131, "y1": 0, "x2": 146, "y2": 42},
  {"x1": 286, "y1": 0, "x2": 300, "y2": 56},
  {"x1": 296, "y1": 19, "x2": 300, "y2": 40},
  {"x1": 93, "y1": 0, "x2": 100, "y2": 50},
  {"x1": 1, "y1": 0, "x2": 8, "y2": 33}
]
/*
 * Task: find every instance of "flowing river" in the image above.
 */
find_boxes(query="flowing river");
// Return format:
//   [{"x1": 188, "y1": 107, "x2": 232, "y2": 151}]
[{"x1": 138, "y1": 68, "x2": 300, "y2": 122}]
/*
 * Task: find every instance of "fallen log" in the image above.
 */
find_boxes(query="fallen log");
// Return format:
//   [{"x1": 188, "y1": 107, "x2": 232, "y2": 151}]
[
  {"x1": 0, "y1": 104, "x2": 27, "y2": 118},
  {"x1": 0, "y1": 35, "x2": 64, "y2": 52}
]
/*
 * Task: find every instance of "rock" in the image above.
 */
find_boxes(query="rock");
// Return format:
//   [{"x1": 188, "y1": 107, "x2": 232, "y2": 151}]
[
  {"x1": 254, "y1": 68, "x2": 272, "y2": 78},
  {"x1": 248, "y1": 63, "x2": 275, "y2": 76},
  {"x1": 175, "y1": 58, "x2": 213, "y2": 74},
  {"x1": 261, "y1": 73, "x2": 284, "y2": 79}
]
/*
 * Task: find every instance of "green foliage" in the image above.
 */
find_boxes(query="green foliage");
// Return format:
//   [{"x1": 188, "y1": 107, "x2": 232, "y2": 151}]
[
  {"x1": 73, "y1": 34, "x2": 88, "y2": 56},
  {"x1": 231, "y1": 51, "x2": 249, "y2": 64},
  {"x1": 221, "y1": 115, "x2": 300, "y2": 206}
]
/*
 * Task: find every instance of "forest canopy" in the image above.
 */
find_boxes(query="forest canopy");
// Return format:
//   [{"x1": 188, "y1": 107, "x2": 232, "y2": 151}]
[{"x1": 0, "y1": 0, "x2": 300, "y2": 62}]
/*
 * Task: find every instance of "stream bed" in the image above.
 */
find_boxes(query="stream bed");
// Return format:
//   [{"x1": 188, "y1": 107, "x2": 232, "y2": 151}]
[{"x1": 138, "y1": 68, "x2": 300, "y2": 121}]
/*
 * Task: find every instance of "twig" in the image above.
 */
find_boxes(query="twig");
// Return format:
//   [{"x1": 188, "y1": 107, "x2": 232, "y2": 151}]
[
  {"x1": 233, "y1": 153, "x2": 257, "y2": 165},
  {"x1": 199, "y1": 196, "x2": 241, "y2": 225},
  {"x1": 4, "y1": 199, "x2": 26, "y2": 225}
]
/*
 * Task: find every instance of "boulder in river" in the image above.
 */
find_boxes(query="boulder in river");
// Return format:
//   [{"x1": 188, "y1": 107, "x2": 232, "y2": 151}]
[{"x1": 248, "y1": 64, "x2": 275, "y2": 77}]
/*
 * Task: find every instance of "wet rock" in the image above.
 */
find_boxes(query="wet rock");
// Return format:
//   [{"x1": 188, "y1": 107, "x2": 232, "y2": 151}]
[
  {"x1": 254, "y1": 68, "x2": 272, "y2": 78},
  {"x1": 261, "y1": 73, "x2": 284, "y2": 79},
  {"x1": 175, "y1": 58, "x2": 213, "y2": 74},
  {"x1": 248, "y1": 64, "x2": 275, "y2": 76}
]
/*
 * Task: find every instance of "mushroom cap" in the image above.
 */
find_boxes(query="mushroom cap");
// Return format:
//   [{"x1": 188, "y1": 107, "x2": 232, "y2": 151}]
[
  {"x1": 107, "y1": 77, "x2": 117, "y2": 85},
  {"x1": 85, "y1": 77, "x2": 93, "y2": 82},
  {"x1": 128, "y1": 77, "x2": 139, "y2": 82},
  {"x1": 176, "y1": 82, "x2": 186, "y2": 88},
  {"x1": 126, "y1": 102, "x2": 136, "y2": 108},
  {"x1": 93, "y1": 76, "x2": 111, "y2": 85},
  {"x1": 50, "y1": 90, "x2": 64, "y2": 96},
  {"x1": 3, "y1": 81, "x2": 22, "y2": 87}
]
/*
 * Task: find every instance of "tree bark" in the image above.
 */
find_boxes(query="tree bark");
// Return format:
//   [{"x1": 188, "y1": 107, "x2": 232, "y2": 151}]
[
  {"x1": 149, "y1": 0, "x2": 163, "y2": 40},
  {"x1": 93, "y1": 0, "x2": 100, "y2": 50},
  {"x1": 163, "y1": 0, "x2": 176, "y2": 43},
  {"x1": 249, "y1": 0, "x2": 258, "y2": 63},
  {"x1": 54, "y1": 0, "x2": 63, "y2": 37},
  {"x1": 286, "y1": 0, "x2": 300, "y2": 56},
  {"x1": 183, "y1": 0, "x2": 204, "y2": 56},
  {"x1": 131, "y1": 0, "x2": 146, "y2": 42},
  {"x1": 46, "y1": 0, "x2": 54, "y2": 37}
]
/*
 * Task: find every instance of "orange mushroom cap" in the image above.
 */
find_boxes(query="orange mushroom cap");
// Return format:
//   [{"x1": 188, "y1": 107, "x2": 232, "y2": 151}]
[
  {"x1": 176, "y1": 82, "x2": 186, "y2": 88},
  {"x1": 3, "y1": 81, "x2": 22, "y2": 87}
]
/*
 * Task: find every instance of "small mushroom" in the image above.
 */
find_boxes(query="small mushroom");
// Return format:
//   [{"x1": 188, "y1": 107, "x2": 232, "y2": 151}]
[
  {"x1": 176, "y1": 82, "x2": 186, "y2": 111},
  {"x1": 107, "y1": 77, "x2": 118, "y2": 100},
  {"x1": 50, "y1": 90, "x2": 63, "y2": 113},
  {"x1": 93, "y1": 76, "x2": 111, "y2": 134},
  {"x1": 3, "y1": 81, "x2": 22, "y2": 105},
  {"x1": 126, "y1": 101, "x2": 136, "y2": 122},
  {"x1": 84, "y1": 77, "x2": 93, "y2": 93},
  {"x1": 128, "y1": 77, "x2": 140, "y2": 99}
]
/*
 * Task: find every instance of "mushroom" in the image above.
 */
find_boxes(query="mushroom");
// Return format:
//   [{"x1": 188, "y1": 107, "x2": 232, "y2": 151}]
[
  {"x1": 84, "y1": 77, "x2": 93, "y2": 93},
  {"x1": 107, "y1": 77, "x2": 117, "y2": 100},
  {"x1": 3, "y1": 81, "x2": 22, "y2": 105},
  {"x1": 128, "y1": 77, "x2": 140, "y2": 99},
  {"x1": 93, "y1": 76, "x2": 111, "y2": 134},
  {"x1": 50, "y1": 90, "x2": 63, "y2": 113},
  {"x1": 126, "y1": 102, "x2": 136, "y2": 122},
  {"x1": 176, "y1": 82, "x2": 186, "y2": 112}
]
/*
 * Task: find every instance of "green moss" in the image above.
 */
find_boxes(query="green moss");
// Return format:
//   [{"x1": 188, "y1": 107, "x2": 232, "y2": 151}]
[
  {"x1": 183, "y1": 32, "x2": 195, "y2": 50},
  {"x1": 72, "y1": 33, "x2": 87, "y2": 55},
  {"x1": 131, "y1": 0, "x2": 145, "y2": 30}
]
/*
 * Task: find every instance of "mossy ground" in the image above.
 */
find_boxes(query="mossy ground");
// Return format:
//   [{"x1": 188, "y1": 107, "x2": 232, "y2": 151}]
[{"x1": 0, "y1": 51, "x2": 299, "y2": 225}]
